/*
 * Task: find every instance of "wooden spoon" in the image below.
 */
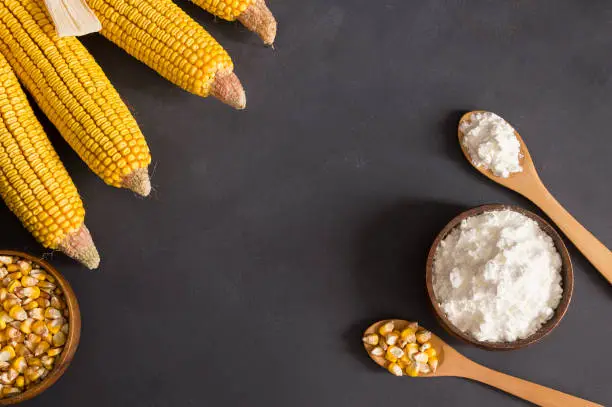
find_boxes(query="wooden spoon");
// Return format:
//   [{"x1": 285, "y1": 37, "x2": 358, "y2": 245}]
[
  {"x1": 458, "y1": 111, "x2": 612, "y2": 284},
  {"x1": 364, "y1": 320, "x2": 603, "y2": 407}
]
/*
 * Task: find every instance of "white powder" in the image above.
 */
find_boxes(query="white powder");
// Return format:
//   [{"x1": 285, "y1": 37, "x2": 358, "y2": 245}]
[
  {"x1": 432, "y1": 210, "x2": 563, "y2": 343},
  {"x1": 460, "y1": 112, "x2": 523, "y2": 178}
]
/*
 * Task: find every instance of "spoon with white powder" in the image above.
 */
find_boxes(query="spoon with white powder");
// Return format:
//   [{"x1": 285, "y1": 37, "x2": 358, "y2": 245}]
[
  {"x1": 458, "y1": 111, "x2": 612, "y2": 284},
  {"x1": 364, "y1": 319, "x2": 603, "y2": 407}
]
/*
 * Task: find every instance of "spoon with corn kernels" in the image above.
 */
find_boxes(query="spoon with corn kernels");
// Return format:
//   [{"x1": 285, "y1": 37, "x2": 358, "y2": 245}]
[{"x1": 363, "y1": 320, "x2": 602, "y2": 407}]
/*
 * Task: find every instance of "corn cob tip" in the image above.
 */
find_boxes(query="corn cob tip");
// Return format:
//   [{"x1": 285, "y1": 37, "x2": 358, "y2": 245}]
[
  {"x1": 210, "y1": 71, "x2": 246, "y2": 110},
  {"x1": 58, "y1": 225, "x2": 100, "y2": 269},
  {"x1": 238, "y1": 0, "x2": 277, "y2": 45},
  {"x1": 122, "y1": 168, "x2": 151, "y2": 197}
]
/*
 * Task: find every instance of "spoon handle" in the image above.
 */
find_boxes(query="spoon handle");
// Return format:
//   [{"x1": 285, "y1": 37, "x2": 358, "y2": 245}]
[
  {"x1": 457, "y1": 360, "x2": 603, "y2": 407},
  {"x1": 527, "y1": 182, "x2": 612, "y2": 284}
]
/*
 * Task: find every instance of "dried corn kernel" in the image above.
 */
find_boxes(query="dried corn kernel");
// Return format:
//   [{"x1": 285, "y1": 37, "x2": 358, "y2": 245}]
[
  {"x1": 26, "y1": 356, "x2": 41, "y2": 367},
  {"x1": 14, "y1": 344, "x2": 30, "y2": 357},
  {"x1": 385, "y1": 331, "x2": 400, "y2": 346},
  {"x1": 20, "y1": 276, "x2": 37, "y2": 288},
  {"x1": 2, "y1": 299, "x2": 19, "y2": 313},
  {"x1": 413, "y1": 352, "x2": 428, "y2": 364},
  {"x1": 24, "y1": 366, "x2": 44, "y2": 382},
  {"x1": 11, "y1": 357, "x2": 26, "y2": 374},
  {"x1": 31, "y1": 321, "x2": 48, "y2": 336},
  {"x1": 20, "y1": 287, "x2": 40, "y2": 300},
  {"x1": 424, "y1": 347, "x2": 437, "y2": 359},
  {"x1": 46, "y1": 319, "x2": 62, "y2": 335},
  {"x1": 407, "y1": 322, "x2": 419, "y2": 330},
  {"x1": 0, "y1": 289, "x2": 8, "y2": 302},
  {"x1": 362, "y1": 334, "x2": 379, "y2": 346},
  {"x1": 17, "y1": 262, "x2": 31, "y2": 275},
  {"x1": 399, "y1": 328, "x2": 416, "y2": 347},
  {"x1": 0, "y1": 368, "x2": 15, "y2": 384},
  {"x1": 385, "y1": 345, "x2": 404, "y2": 362},
  {"x1": 405, "y1": 362, "x2": 420, "y2": 377},
  {"x1": 34, "y1": 342, "x2": 51, "y2": 357},
  {"x1": 378, "y1": 321, "x2": 394, "y2": 336},
  {"x1": 387, "y1": 362, "x2": 403, "y2": 376},
  {"x1": 8, "y1": 306, "x2": 26, "y2": 322},
  {"x1": 15, "y1": 376, "x2": 24, "y2": 388},
  {"x1": 19, "y1": 319, "x2": 33, "y2": 335},
  {"x1": 36, "y1": 298, "x2": 50, "y2": 308},
  {"x1": 428, "y1": 356, "x2": 438, "y2": 373},
  {"x1": 6, "y1": 265, "x2": 19, "y2": 273},
  {"x1": 44, "y1": 308, "x2": 62, "y2": 320},
  {"x1": 418, "y1": 362, "x2": 431, "y2": 374},
  {"x1": 23, "y1": 302, "x2": 38, "y2": 312},
  {"x1": 29, "y1": 270, "x2": 46, "y2": 281},
  {"x1": 419, "y1": 342, "x2": 431, "y2": 352},
  {"x1": 416, "y1": 329, "x2": 432, "y2": 344},
  {"x1": 404, "y1": 343, "x2": 419, "y2": 358},
  {"x1": 0, "y1": 346, "x2": 15, "y2": 362},
  {"x1": 28, "y1": 308, "x2": 44, "y2": 321},
  {"x1": 0, "y1": 257, "x2": 12, "y2": 265},
  {"x1": 47, "y1": 348, "x2": 62, "y2": 357},
  {"x1": 50, "y1": 296, "x2": 65, "y2": 310},
  {"x1": 6, "y1": 281, "x2": 21, "y2": 293},
  {"x1": 52, "y1": 332, "x2": 66, "y2": 347},
  {"x1": 5, "y1": 327, "x2": 20, "y2": 341}
]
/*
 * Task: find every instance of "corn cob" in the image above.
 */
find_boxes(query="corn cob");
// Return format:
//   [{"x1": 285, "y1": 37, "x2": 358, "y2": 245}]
[
  {"x1": 192, "y1": 0, "x2": 277, "y2": 45},
  {"x1": 0, "y1": 53, "x2": 99, "y2": 269},
  {"x1": 0, "y1": 0, "x2": 152, "y2": 196},
  {"x1": 88, "y1": 0, "x2": 246, "y2": 109}
]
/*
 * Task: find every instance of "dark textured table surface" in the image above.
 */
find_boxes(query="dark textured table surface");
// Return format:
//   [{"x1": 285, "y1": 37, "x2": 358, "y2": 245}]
[{"x1": 5, "y1": 1, "x2": 611, "y2": 406}]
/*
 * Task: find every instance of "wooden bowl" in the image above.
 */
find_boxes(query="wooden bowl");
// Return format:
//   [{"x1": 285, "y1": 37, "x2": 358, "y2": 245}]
[
  {"x1": 425, "y1": 204, "x2": 573, "y2": 351},
  {"x1": 0, "y1": 251, "x2": 81, "y2": 405}
]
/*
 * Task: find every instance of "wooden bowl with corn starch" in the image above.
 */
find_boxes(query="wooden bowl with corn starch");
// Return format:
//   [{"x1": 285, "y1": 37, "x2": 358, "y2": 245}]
[
  {"x1": 425, "y1": 204, "x2": 573, "y2": 351},
  {"x1": 0, "y1": 251, "x2": 81, "y2": 405}
]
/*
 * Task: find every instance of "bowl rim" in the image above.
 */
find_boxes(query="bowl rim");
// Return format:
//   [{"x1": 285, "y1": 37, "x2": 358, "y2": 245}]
[
  {"x1": 0, "y1": 250, "x2": 81, "y2": 405},
  {"x1": 425, "y1": 204, "x2": 574, "y2": 351}
]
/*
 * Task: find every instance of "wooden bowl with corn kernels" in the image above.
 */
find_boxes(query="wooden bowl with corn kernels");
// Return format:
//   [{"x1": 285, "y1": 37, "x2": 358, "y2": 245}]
[{"x1": 0, "y1": 251, "x2": 81, "y2": 405}]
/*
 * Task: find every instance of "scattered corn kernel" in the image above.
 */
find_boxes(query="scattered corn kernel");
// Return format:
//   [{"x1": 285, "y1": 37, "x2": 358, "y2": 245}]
[
  {"x1": 387, "y1": 362, "x2": 403, "y2": 376},
  {"x1": 416, "y1": 329, "x2": 432, "y2": 344},
  {"x1": 405, "y1": 362, "x2": 420, "y2": 377},
  {"x1": 428, "y1": 356, "x2": 439, "y2": 373},
  {"x1": 385, "y1": 331, "x2": 399, "y2": 346},
  {"x1": 362, "y1": 333, "x2": 379, "y2": 346},
  {"x1": 378, "y1": 321, "x2": 394, "y2": 336},
  {"x1": 413, "y1": 352, "x2": 428, "y2": 364}
]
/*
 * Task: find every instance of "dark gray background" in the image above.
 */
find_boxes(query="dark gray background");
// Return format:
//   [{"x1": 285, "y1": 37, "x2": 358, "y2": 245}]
[{"x1": 3, "y1": 0, "x2": 611, "y2": 406}]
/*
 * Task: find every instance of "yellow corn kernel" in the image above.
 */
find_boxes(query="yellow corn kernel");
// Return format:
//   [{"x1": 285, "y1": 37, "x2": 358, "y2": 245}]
[
  {"x1": 0, "y1": 289, "x2": 7, "y2": 302},
  {"x1": 362, "y1": 333, "x2": 379, "y2": 346},
  {"x1": 385, "y1": 346, "x2": 404, "y2": 363},
  {"x1": 378, "y1": 321, "x2": 394, "y2": 336},
  {"x1": 52, "y1": 332, "x2": 66, "y2": 347},
  {"x1": 424, "y1": 347, "x2": 437, "y2": 359},
  {"x1": 407, "y1": 321, "x2": 419, "y2": 330},
  {"x1": 44, "y1": 308, "x2": 62, "y2": 320},
  {"x1": 2, "y1": 386, "x2": 20, "y2": 396},
  {"x1": 399, "y1": 327, "x2": 416, "y2": 346},
  {"x1": 0, "y1": 311, "x2": 11, "y2": 324},
  {"x1": 24, "y1": 366, "x2": 44, "y2": 382},
  {"x1": 36, "y1": 297, "x2": 50, "y2": 308},
  {"x1": 61, "y1": 324, "x2": 69, "y2": 334},
  {"x1": 23, "y1": 301, "x2": 38, "y2": 312},
  {"x1": 404, "y1": 343, "x2": 419, "y2": 358},
  {"x1": 387, "y1": 362, "x2": 403, "y2": 376},
  {"x1": 11, "y1": 356, "x2": 26, "y2": 374},
  {"x1": 385, "y1": 331, "x2": 400, "y2": 346},
  {"x1": 14, "y1": 344, "x2": 30, "y2": 357},
  {"x1": 0, "y1": 346, "x2": 16, "y2": 361},
  {"x1": 20, "y1": 276, "x2": 38, "y2": 288},
  {"x1": 6, "y1": 281, "x2": 21, "y2": 294},
  {"x1": 31, "y1": 321, "x2": 47, "y2": 336},
  {"x1": 2, "y1": 299, "x2": 19, "y2": 313},
  {"x1": 419, "y1": 342, "x2": 431, "y2": 352},
  {"x1": 0, "y1": 368, "x2": 17, "y2": 385},
  {"x1": 416, "y1": 329, "x2": 432, "y2": 344},
  {"x1": 15, "y1": 375, "x2": 24, "y2": 388},
  {"x1": 25, "y1": 356, "x2": 41, "y2": 367},
  {"x1": 370, "y1": 346, "x2": 384, "y2": 357},
  {"x1": 5, "y1": 327, "x2": 20, "y2": 341},
  {"x1": 47, "y1": 348, "x2": 62, "y2": 357},
  {"x1": 8, "y1": 306, "x2": 26, "y2": 321},
  {"x1": 405, "y1": 361, "x2": 420, "y2": 377},
  {"x1": 34, "y1": 341, "x2": 51, "y2": 357},
  {"x1": 43, "y1": 333, "x2": 53, "y2": 344},
  {"x1": 0, "y1": 257, "x2": 12, "y2": 265},
  {"x1": 418, "y1": 362, "x2": 431, "y2": 374},
  {"x1": 413, "y1": 352, "x2": 428, "y2": 364},
  {"x1": 41, "y1": 355, "x2": 55, "y2": 370},
  {"x1": 28, "y1": 308, "x2": 44, "y2": 321},
  {"x1": 6, "y1": 265, "x2": 19, "y2": 273},
  {"x1": 17, "y1": 261, "x2": 31, "y2": 275},
  {"x1": 46, "y1": 319, "x2": 62, "y2": 335},
  {"x1": 29, "y1": 270, "x2": 46, "y2": 281},
  {"x1": 0, "y1": 320, "x2": 6, "y2": 331},
  {"x1": 428, "y1": 356, "x2": 439, "y2": 373},
  {"x1": 50, "y1": 296, "x2": 65, "y2": 310},
  {"x1": 19, "y1": 319, "x2": 33, "y2": 335}
]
